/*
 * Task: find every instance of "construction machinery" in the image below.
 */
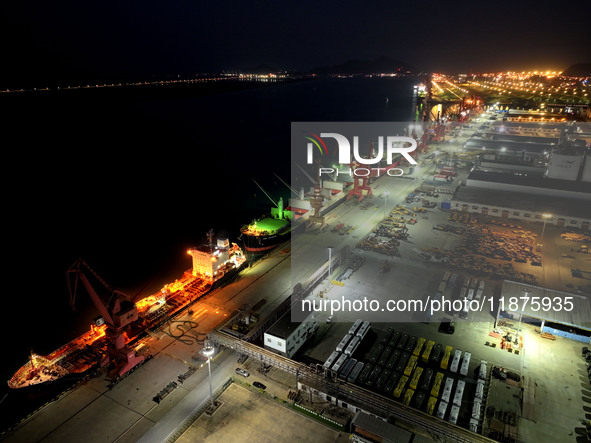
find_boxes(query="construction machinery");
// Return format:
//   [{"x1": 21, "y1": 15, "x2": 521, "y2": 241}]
[{"x1": 67, "y1": 259, "x2": 145, "y2": 378}]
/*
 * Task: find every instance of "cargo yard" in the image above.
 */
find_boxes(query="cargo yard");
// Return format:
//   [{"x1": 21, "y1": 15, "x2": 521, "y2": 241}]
[{"x1": 2, "y1": 108, "x2": 591, "y2": 443}]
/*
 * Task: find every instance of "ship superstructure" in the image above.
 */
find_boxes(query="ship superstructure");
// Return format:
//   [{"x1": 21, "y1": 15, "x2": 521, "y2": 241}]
[{"x1": 188, "y1": 230, "x2": 245, "y2": 281}]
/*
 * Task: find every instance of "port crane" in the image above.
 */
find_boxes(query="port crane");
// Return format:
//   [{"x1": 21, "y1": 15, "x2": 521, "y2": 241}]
[{"x1": 66, "y1": 258, "x2": 145, "y2": 378}]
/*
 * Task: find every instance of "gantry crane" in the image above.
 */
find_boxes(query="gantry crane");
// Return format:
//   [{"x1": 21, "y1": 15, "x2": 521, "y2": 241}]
[{"x1": 66, "y1": 258, "x2": 145, "y2": 378}]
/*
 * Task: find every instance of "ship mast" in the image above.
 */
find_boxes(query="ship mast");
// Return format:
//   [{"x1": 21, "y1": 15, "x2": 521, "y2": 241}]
[{"x1": 206, "y1": 229, "x2": 214, "y2": 248}]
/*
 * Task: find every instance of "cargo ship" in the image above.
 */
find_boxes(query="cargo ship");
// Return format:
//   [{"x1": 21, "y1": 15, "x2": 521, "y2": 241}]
[
  {"x1": 240, "y1": 196, "x2": 294, "y2": 253},
  {"x1": 7, "y1": 231, "x2": 245, "y2": 390}
]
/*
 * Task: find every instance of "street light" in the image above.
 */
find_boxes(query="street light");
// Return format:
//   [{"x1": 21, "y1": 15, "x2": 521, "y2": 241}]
[
  {"x1": 539, "y1": 213, "x2": 552, "y2": 251},
  {"x1": 203, "y1": 342, "x2": 215, "y2": 411},
  {"x1": 327, "y1": 246, "x2": 333, "y2": 281},
  {"x1": 383, "y1": 191, "x2": 389, "y2": 218}
]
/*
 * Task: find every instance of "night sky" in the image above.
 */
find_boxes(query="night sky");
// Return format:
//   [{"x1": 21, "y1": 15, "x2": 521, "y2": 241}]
[{"x1": 2, "y1": 0, "x2": 589, "y2": 88}]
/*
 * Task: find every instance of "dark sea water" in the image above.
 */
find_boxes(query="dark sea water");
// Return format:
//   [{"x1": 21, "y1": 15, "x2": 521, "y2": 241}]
[{"x1": 1, "y1": 76, "x2": 416, "y2": 402}]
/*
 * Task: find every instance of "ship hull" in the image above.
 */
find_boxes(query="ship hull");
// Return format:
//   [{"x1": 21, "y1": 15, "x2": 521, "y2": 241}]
[{"x1": 241, "y1": 229, "x2": 291, "y2": 253}]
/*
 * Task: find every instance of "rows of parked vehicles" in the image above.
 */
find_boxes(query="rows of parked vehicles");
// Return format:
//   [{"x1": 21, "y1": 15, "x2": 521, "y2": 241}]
[{"x1": 324, "y1": 320, "x2": 489, "y2": 433}]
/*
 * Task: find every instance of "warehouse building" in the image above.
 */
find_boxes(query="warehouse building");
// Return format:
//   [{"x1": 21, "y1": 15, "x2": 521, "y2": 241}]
[
  {"x1": 465, "y1": 170, "x2": 591, "y2": 201},
  {"x1": 497, "y1": 281, "x2": 591, "y2": 342},
  {"x1": 451, "y1": 186, "x2": 591, "y2": 230}
]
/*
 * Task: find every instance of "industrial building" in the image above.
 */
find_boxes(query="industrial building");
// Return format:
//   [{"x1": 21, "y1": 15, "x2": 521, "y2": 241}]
[
  {"x1": 350, "y1": 411, "x2": 414, "y2": 443},
  {"x1": 452, "y1": 186, "x2": 591, "y2": 230},
  {"x1": 264, "y1": 310, "x2": 319, "y2": 358},
  {"x1": 497, "y1": 280, "x2": 591, "y2": 342},
  {"x1": 454, "y1": 118, "x2": 591, "y2": 229}
]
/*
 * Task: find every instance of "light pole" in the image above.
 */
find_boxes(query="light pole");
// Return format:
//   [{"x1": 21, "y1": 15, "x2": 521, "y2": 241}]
[
  {"x1": 383, "y1": 191, "x2": 389, "y2": 218},
  {"x1": 539, "y1": 213, "x2": 552, "y2": 251},
  {"x1": 327, "y1": 247, "x2": 333, "y2": 281},
  {"x1": 518, "y1": 288, "x2": 530, "y2": 335},
  {"x1": 203, "y1": 342, "x2": 215, "y2": 411}
]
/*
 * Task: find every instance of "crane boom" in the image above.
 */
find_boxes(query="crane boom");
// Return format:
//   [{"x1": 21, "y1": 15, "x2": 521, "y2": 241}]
[{"x1": 66, "y1": 258, "x2": 144, "y2": 378}]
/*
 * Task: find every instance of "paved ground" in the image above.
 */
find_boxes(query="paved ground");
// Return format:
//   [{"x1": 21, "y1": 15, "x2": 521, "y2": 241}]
[{"x1": 177, "y1": 384, "x2": 347, "y2": 443}]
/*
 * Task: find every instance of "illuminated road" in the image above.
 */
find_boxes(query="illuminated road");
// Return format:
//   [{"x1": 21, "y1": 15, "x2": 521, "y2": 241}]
[{"x1": 136, "y1": 350, "x2": 236, "y2": 443}]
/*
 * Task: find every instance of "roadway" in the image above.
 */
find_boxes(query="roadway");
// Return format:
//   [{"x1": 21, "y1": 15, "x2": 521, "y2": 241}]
[{"x1": 136, "y1": 349, "x2": 236, "y2": 443}]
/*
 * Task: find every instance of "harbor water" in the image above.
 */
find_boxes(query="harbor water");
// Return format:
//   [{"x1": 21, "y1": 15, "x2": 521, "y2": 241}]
[{"x1": 1, "y1": 75, "x2": 417, "y2": 417}]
